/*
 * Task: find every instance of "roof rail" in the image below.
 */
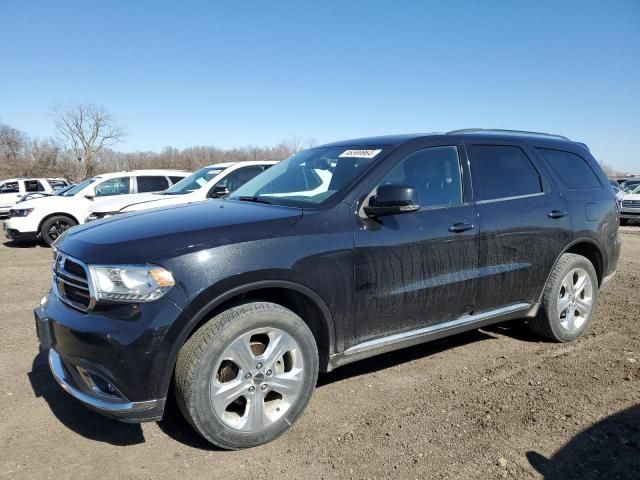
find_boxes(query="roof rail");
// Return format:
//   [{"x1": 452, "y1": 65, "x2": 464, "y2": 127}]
[{"x1": 447, "y1": 128, "x2": 571, "y2": 141}]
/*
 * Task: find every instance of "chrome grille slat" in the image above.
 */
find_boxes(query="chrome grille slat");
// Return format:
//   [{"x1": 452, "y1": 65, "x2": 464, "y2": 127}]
[
  {"x1": 622, "y1": 200, "x2": 640, "y2": 207},
  {"x1": 53, "y1": 251, "x2": 94, "y2": 312}
]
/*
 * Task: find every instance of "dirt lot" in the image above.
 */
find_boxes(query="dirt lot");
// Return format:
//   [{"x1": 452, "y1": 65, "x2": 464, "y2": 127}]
[{"x1": 0, "y1": 229, "x2": 639, "y2": 480}]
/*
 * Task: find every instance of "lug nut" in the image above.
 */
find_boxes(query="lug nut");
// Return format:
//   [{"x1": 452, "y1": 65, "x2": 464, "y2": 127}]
[
  {"x1": 266, "y1": 369, "x2": 272, "y2": 376},
  {"x1": 261, "y1": 384, "x2": 268, "y2": 391},
  {"x1": 256, "y1": 363, "x2": 263, "y2": 369},
  {"x1": 245, "y1": 373, "x2": 252, "y2": 379},
  {"x1": 248, "y1": 386, "x2": 255, "y2": 393}
]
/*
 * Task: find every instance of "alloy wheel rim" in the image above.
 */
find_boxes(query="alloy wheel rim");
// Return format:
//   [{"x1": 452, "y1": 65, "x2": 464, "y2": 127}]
[
  {"x1": 48, "y1": 220, "x2": 71, "y2": 240},
  {"x1": 209, "y1": 327, "x2": 304, "y2": 432},
  {"x1": 557, "y1": 267, "x2": 593, "y2": 332}
]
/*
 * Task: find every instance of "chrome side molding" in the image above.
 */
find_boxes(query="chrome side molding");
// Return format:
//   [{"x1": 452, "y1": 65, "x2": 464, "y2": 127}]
[{"x1": 343, "y1": 302, "x2": 532, "y2": 357}]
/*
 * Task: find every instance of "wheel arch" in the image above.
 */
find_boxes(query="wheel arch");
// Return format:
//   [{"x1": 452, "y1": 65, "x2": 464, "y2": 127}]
[
  {"x1": 37, "y1": 212, "x2": 80, "y2": 235},
  {"x1": 538, "y1": 237, "x2": 605, "y2": 305},
  {"x1": 162, "y1": 280, "x2": 337, "y2": 397}
]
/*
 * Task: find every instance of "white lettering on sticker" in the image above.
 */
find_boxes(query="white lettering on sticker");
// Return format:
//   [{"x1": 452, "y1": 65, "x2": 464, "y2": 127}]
[{"x1": 338, "y1": 149, "x2": 382, "y2": 159}]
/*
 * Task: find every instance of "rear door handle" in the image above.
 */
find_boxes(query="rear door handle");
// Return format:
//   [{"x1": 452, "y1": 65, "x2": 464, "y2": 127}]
[
  {"x1": 448, "y1": 222, "x2": 474, "y2": 233},
  {"x1": 548, "y1": 210, "x2": 568, "y2": 219}
]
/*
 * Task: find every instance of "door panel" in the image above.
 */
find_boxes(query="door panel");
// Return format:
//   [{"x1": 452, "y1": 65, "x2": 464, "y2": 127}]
[
  {"x1": 467, "y1": 140, "x2": 572, "y2": 311},
  {"x1": 353, "y1": 144, "x2": 479, "y2": 345}
]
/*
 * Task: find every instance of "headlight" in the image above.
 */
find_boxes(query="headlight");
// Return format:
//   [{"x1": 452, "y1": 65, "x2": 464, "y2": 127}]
[
  {"x1": 88, "y1": 265, "x2": 175, "y2": 302},
  {"x1": 10, "y1": 208, "x2": 34, "y2": 217}
]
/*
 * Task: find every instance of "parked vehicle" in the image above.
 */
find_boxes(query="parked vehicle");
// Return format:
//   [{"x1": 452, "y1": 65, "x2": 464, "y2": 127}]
[
  {"x1": 85, "y1": 161, "x2": 277, "y2": 222},
  {"x1": 35, "y1": 130, "x2": 620, "y2": 449},
  {"x1": 0, "y1": 177, "x2": 70, "y2": 216},
  {"x1": 621, "y1": 179, "x2": 640, "y2": 192},
  {"x1": 620, "y1": 183, "x2": 640, "y2": 224},
  {"x1": 4, "y1": 170, "x2": 189, "y2": 244}
]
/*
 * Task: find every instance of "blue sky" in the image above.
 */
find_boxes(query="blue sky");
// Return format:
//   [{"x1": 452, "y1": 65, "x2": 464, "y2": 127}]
[{"x1": 1, "y1": 0, "x2": 638, "y2": 170}]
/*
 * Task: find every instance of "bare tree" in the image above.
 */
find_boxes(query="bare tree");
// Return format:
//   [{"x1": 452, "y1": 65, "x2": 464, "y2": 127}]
[
  {"x1": 0, "y1": 121, "x2": 26, "y2": 163},
  {"x1": 53, "y1": 103, "x2": 126, "y2": 179},
  {"x1": 600, "y1": 162, "x2": 625, "y2": 178}
]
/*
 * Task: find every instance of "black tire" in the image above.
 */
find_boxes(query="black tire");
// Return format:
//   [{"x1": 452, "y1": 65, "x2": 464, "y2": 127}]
[
  {"x1": 529, "y1": 253, "x2": 599, "y2": 342},
  {"x1": 40, "y1": 215, "x2": 77, "y2": 245},
  {"x1": 620, "y1": 218, "x2": 629, "y2": 226},
  {"x1": 174, "y1": 302, "x2": 319, "y2": 449}
]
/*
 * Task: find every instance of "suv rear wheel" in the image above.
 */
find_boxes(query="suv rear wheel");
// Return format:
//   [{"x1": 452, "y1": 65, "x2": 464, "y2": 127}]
[
  {"x1": 529, "y1": 253, "x2": 599, "y2": 342},
  {"x1": 174, "y1": 302, "x2": 319, "y2": 449}
]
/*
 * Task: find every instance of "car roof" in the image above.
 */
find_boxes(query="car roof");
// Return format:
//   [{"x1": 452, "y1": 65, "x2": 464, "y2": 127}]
[
  {"x1": 203, "y1": 161, "x2": 279, "y2": 169},
  {"x1": 96, "y1": 169, "x2": 191, "y2": 178},
  {"x1": 316, "y1": 129, "x2": 583, "y2": 150},
  {"x1": 1, "y1": 177, "x2": 67, "y2": 182}
]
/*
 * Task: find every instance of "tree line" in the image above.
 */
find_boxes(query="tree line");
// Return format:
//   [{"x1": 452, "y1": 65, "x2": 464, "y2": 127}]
[
  {"x1": 1, "y1": 103, "x2": 629, "y2": 181},
  {"x1": 1, "y1": 103, "x2": 314, "y2": 181}
]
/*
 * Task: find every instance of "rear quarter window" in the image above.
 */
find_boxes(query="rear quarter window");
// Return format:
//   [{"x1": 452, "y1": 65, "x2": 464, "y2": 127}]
[{"x1": 536, "y1": 148, "x2": 601, "y2": 189}]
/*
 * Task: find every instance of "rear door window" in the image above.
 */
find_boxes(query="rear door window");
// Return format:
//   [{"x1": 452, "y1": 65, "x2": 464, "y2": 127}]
[
  {"x1": 137, "y1": 175, "x2": 169, "y2": 193},
  {"x1": 536, "y1": 148, "x2": 601, "y2": 189},
  {"x1": 24, "y1": 180, "x2": 45, "y2": 192},
  {"x1": 471, "y1": 145, "x2": 542, "y2": 201}
]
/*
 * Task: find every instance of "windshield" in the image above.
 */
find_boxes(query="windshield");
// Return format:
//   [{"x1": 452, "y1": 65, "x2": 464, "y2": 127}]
[
  {"x1": 230, "y1": 146, "x2": 383, "y2": 207},
  {"x1": 163, "y1": 167, "x2": 225, "y2": 194},
  {"x1": 59, "y1": 177, "x2": 97, "y2": 196}
]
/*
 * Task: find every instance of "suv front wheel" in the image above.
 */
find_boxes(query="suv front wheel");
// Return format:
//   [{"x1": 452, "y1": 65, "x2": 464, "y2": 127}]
[
  {"x1": 174, "y1": 302, "x2": 319, "y2": 449},
  {"x1": 529, "y1": 253, "x2": 599, "y2": 342}
]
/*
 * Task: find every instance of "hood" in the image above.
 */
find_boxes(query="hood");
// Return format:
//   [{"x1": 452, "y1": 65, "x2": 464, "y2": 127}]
[
  {"x1": 623, "y1": 193, "x2": 640, "y2": 201},
  {"x1": 88, "y1": 192, "x2": 162, "y2": 213},
  {"x1": 56, "y1": 200, "x2": 302, "y2": 264},
  {"x1": 12, "y1": 194, "x2": 73, "y2": 210},
  {"x1": 121, "y1": 193, "x2": 201, "y2": 212}
]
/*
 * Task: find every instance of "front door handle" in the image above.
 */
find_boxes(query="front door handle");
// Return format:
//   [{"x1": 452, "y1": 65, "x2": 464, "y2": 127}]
[
  {"x1": 448, "y1": 222, "x2": 474, "y2": 233},
  {"x1": 548, "y1": 210, "x2": 568, "y2": 219}
]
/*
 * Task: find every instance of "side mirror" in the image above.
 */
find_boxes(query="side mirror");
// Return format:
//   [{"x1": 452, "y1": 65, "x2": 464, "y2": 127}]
[
  {"x1": 363, "y1": 184, "x2": 420, "y2": 218},
  {"x1": 209, "y1": 186, "x2": 230, "y2": 198}
]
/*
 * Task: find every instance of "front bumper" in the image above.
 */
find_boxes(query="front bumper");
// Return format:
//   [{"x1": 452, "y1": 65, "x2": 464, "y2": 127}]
[
  {"x1": 3, "y1": 222, "x2": 38, "y2": 241},
  {"x1": 620, "y1": 207, "x2": 640, "y2": 219},
  {"x1": 48, "y1": 348, "x2": 165, "y2": 422},
  {"x1": 3, "y1": 216, "x2": 38, "y2": 241},
  {"x1": 35, "y1": 292, "x2": 183, "y2": 422}
]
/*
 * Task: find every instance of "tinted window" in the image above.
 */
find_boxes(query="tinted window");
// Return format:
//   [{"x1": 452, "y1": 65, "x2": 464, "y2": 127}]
[
  {"x1": 94, "y1": 177, "x2": 131, "y2": 197},
  {"x1": 0, "y1": 181, "x2": 19, "y2": 193},
  {"x1": 137, "y1": 175, "x2": 169, "y2": 193},
  {"x1": 379, "y1": 146, "x2": 462, "y2": 208},
  {"x1": 536, "y1": 148, "x2": 601, "y2": 189},
  {"x1": 169, "y1": 176, "x2": 185, "y2": 185},
  {"x1": 472, "y1": 145, "x2": 542, "y2": 200},
  {"x1": 24, "y1": 180, "x2": 45, "y2": 192},
  {"x1": 215, "y1": 166, "x2": 266, "y2": 192}
]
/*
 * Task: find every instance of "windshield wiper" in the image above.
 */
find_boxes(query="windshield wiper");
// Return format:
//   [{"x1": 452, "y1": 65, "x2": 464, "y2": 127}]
[{"x1": 236, "y1": 196, "x2": 274, "y2": 205}]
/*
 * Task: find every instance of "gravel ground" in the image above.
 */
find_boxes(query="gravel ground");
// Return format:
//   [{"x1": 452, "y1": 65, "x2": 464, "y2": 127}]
[{"x1": 0, "y1": 228, "x2": 639, "y2": 479}]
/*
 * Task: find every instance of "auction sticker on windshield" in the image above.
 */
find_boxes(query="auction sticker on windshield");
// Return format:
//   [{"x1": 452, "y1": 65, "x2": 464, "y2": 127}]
[{"x1": 338, "y1": 149, "x2": 382, "y2": 158}]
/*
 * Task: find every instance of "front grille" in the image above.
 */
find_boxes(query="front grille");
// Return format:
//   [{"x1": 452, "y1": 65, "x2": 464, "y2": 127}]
[
  {"x1": 622, "y1": 200, "x2": 640, "y2": 207},
  {"x1": 64, "y1": 258, "x2": 87, "y2": 279},
  {"x1": 53, "y1": 252, "x2": 93, "y2": 311}
]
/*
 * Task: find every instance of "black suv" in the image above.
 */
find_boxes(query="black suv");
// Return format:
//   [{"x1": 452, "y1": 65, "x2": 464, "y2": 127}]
[{"x1": 35, "y1": 129, "x2": 620, "y2": 449}]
